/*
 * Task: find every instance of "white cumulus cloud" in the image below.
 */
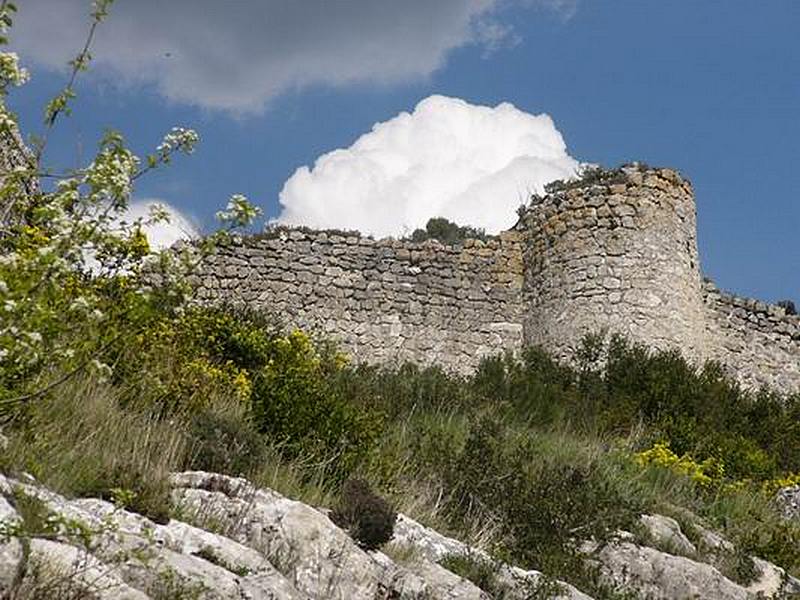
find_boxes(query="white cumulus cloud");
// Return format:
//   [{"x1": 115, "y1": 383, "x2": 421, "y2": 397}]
[
  {"x1": 7, "y1": 0, "x2": 572, "y2": 113},
  {"x1": 277, "y1": 95, "x2": 581, "y2": 237},
  {"x1": 118, "y1": 200, "x2": 199, "y2": 251}
]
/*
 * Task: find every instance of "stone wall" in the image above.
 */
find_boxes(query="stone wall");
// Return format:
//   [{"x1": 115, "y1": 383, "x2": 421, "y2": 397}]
[
  {"x1": 703, "y1": 281, "x2": 800, "y2": 390},
  {"x1": 193, "y1": 229, "x2": 525, "y2": 373},
  {"x1": 193, "y1": 165, "x2": 800, "y2": 392},
  {"x1": 0, "y1": 127, "x2": 38, "y2": 233}
]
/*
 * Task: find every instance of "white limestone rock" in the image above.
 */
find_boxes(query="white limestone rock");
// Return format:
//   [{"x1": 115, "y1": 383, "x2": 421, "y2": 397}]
[
  {"x1": 408, "y1": 558, "x2": 490, "y2": 600},
  {"x1": 171, "y1": 471, "x2": 392, "y2": 599},
  {"x1": 776, "y1": 485, "x2": 800, "y2": 520},
  {"x1": 25, "y1": 538, "x2": 149, "y2": 600},
  {"x1": 592, "y1": 539, "x2": 750, "y2": 600},
  {"x1": 746, "y1": 557, "x2": 800, "y2": 599},
  {"x1": 0, "y1": 497, "x2": 23, "y2": 596},
  {"x1": 392, "y1": 512, "x2": 593, "y2": 599},
  {"x1": 639, "y1": 513, "x2": 697, "y2": 557}
]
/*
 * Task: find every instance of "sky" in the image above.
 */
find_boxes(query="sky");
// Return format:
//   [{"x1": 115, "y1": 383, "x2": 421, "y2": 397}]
[{"x1": 5, "y1": 0, "x2": 799, "y2": 304}]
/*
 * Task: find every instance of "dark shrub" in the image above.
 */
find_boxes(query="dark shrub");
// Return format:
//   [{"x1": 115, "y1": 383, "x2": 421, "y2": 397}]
[
  {"x1": 472, "y1": 348, "x2": 576, "y2": 427},
  {"x1": 331, "y1": 479, "x2": 397, "y2": 550},
  {"x1": 778, "y1": 300, "x2": 797, "y2": 316}
]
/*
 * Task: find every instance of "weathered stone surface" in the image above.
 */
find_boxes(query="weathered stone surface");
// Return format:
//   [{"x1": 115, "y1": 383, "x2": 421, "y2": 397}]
[
  {"x1": 192, "y1": 229, "x2": 526, "y2": 375},
  {"x1": 747, "y1": 557, "x2": 800, "y2": 598},
  {"x1": 639, "y1": 513, "x2": 697, "y2": 557},
  {"x1": 1, "y1": 474, "x2": 305, "y2": 599},
  {"x1": 26, "y1": 538, "x2": 149, "y2": 600},
  {"x1": 592, "y1": 539, "x2": 750, "y2": 599},
  {"x1": 191, "y1": 165, "x2": 799, "y2": 391},
  {"x1": 0, "y1": 538, "x2": 23, "y2": 596},
  {"x1": 6, "y1": 470, "x2": 800, "y2": 599},
  {"x1": 392, "y1": 514, "x2": 476, "y2": 563},
  {"x1": 693, "y1": 522, "x2": 735, "y2": 556},
  {"x1": 171, "y1": 471, "x2": 393, "y2": 599},
  {"x1": 0, "y1": 496, "x2": 23, "y2": 594},
  {"x1": 393, "y1": 514, "x2": 592, "y2": 599},
  {"x1": 406, "y1": 559, "x2": 490, "y2": 600}
]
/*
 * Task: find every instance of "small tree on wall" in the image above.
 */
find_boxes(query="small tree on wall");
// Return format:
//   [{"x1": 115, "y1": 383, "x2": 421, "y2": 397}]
[{"x1": 409, "y1": 217, "x2": 487, "y2": 245}]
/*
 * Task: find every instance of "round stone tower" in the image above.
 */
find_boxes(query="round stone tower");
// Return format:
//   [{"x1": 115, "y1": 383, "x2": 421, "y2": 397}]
[{"x1": 517, "y1": 165, "x2": 706, "y2": 362}]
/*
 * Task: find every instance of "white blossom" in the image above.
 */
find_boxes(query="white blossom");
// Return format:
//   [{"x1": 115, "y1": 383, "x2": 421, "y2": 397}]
[
  {"x1": 156, "y1": 127, "x2": 199, "y2": 161},
  {"x1": 85, "y1": 149, "x2": 140, "y2": 203},
  {"x1": 216, "y1": 194, "x2": 262, "y2": 228},
  {"x1": 0, "y1": 52, "x2": 30, "y2": 87},
  {"x1": 90, "y1": 359, "x2": 113, "y2": 380}
]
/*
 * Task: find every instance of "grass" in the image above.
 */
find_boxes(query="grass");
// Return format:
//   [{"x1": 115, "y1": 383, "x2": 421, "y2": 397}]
[{"x1": 2, "y1": 375, "x2": 186, "y2": 523}]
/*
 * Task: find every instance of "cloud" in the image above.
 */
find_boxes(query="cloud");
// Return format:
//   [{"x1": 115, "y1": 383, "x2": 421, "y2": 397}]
[
  {"x1": 10, "y1": 0, "x2": 568, "y2": 113},
  {"x1": 276, "y1": 95, "x2": 581, "y2": 237},
  {"x1": 118, "y1": 200, "x2": 199, "y2": 251}
]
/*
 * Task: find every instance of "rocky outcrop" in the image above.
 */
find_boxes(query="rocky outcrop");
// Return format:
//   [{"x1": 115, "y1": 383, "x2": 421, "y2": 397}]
[
  {"x1": 2, "y1": 471, "x2": 799, "y2": 599},
  {"x1": 591, "y1": 538, "x2": 751, "y2": 600},
  {"x1": 588, "y1": 517, "x2": 800, "y2": 600},
  {"x1": 1, "y1": 471, "x2": 563, "y2": 599}
]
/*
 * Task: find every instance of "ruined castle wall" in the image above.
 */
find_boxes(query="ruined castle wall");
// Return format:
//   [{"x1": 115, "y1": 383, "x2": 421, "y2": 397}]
[
  {"x1": 518, "y1": 167, "x2": 707, "y2": 363},
  {"x1": 191, "y1": 166, "x2": 800, "y2": 392},
  {"x1": 193, "y1": 229, "x2": 525, "y2": 373},
  {"x1": 702, "y1": 281, "x2": 800, "y2": 391}
]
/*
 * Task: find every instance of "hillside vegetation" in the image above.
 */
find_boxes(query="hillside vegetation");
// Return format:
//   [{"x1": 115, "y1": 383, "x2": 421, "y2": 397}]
[{"x1": 3, "y1": 298, "x2": 800, "y2": 596}]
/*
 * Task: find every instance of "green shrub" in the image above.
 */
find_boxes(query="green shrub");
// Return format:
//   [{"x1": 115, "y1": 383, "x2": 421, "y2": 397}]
[
  {"x1": 186, "y1": 408, "x2": 267, "y2": 477},
  {"x1": 329, "y1": 361, "x2": 470, "y2": 418},
  {"x1": 443, "y1": 416, "x2": 644, "y2": 579},
  {"x1": 408, "y1": 217, "x2": 487, "y2": 245},
  {"x1": 250, "y1": 330, "x2": 383, "y2": 479},
  {"x1": 474, "y1": 334, "x2": 800, "y2": 483},
  {"x1": 115, "y1": 305, "x2": 281, "y2": 417},
  {"x1": 332, "y1": 479, "x2": 397, "y2": 551},
  {"x1": 472, "y1": 348, "x2": 577, "y2": 428}
]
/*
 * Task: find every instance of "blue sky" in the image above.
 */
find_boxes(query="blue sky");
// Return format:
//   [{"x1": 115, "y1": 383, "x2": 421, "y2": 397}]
[{"x1": 7, "y1": 0, "x2": 799, "y2": 304}]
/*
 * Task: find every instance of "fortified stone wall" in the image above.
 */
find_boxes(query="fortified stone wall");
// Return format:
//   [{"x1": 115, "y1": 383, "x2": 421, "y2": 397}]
[
  {"x1": 193, "y1": 229, "x2": 525, "y2": 373},
  {"x1": 702, "y1": 281, "x2": 800, "y2": 391},
  {"x1": 194, "y1": 165, "x2": 800, "y2": 392}
]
